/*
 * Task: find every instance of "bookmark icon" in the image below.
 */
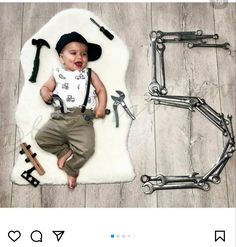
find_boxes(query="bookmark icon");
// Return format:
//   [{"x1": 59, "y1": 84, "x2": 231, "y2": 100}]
[{"x1": 52, "y1": 231, "x2": 65, "y2": 242}]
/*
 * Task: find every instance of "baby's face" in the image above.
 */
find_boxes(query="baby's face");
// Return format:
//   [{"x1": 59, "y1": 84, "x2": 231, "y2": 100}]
[{"x1": 59, "y1": 42, "x2": 88, "y2": 71}]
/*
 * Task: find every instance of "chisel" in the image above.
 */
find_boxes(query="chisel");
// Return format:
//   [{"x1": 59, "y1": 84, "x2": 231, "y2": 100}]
[{"x1": 90, "y1": 18, "x2": 114, "y2": 40}]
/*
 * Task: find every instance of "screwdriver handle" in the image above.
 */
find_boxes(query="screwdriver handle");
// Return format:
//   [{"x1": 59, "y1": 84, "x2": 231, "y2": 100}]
[{"x1": 100, "y1": 26, "x2": 114, "y2": 40}]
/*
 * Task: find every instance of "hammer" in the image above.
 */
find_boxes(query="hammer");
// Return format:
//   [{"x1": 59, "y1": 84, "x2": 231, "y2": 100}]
[{"x1": 29, "y1": 38, "x2": 50, "y2": 83}]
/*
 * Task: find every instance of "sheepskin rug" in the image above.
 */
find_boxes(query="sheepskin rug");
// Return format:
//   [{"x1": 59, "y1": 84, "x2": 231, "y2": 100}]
[{"x1": 11, "y1": 8, "x2": 136, "y2": 185}]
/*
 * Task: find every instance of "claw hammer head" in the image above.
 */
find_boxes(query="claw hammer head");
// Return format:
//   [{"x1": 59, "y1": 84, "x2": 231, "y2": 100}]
[{"x1": 32, "y1": 38, "x2": 50, "y2": 49}]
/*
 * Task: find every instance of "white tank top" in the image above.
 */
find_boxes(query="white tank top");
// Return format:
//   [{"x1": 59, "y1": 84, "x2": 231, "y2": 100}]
[{"x1": 53, "y1": 67, "x2": 97, "y2": 110}]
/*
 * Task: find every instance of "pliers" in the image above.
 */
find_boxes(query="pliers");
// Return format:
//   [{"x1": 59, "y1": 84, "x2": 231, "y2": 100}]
[{"x1": 111, "y1": 90, "x2": 135, "y2": 128}]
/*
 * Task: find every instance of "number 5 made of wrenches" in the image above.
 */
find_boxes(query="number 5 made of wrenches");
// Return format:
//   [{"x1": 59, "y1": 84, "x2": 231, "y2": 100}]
[{"x1": 142, "y1": 30, "x2": 235, "y2": 194}]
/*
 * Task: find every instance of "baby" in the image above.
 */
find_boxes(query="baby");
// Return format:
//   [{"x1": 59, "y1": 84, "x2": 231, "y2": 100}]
[{"x1": 35, "y1": 31, "x2": 107, "y2": 189}]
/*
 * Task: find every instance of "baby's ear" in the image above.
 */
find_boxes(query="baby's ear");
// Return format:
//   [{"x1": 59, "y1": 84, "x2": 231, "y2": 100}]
[{"x1": 59, "y1": 54, "x2": 65, "y2": 64}]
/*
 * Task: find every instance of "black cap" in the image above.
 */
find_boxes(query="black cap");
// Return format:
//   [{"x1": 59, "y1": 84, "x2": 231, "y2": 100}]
[{"x1": 55, "y1": 31, "x2": 102, "y2": 61}]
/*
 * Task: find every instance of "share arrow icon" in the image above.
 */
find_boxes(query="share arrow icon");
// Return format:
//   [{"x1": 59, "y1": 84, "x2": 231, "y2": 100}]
[{"x1": 52, "y1": 231, "x2": 65, "y2": 242}]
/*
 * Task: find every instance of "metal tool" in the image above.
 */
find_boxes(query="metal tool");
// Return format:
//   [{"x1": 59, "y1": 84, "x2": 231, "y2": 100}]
[
  {"x1": 143, "y1": 30, "x2": 234, "y2": 193},
  {"x1": 156, "y1": 43, "x2": 168, "y2": 95},
  {"x1": 148, "y1": 31, "x2": 160, "y2": 94},
  {"x1": 141, "y1": 172, "x2": 200, "y2": 184},
  {"x1": 111, "y1": 90, "x2": 135, "y2": 128},
  {"x1": 188, "y1": 42, "x2": 230, "y2": 49},
  {"x1": 46, "y1": 94, "x2": 69, "y2": 113},
  {"x1": 148, "y1": 31, "x2": 167, "y2": 95},
  {"x1": 156, "y1": 30, "x2": 219, "y2": 44},
  {"x1": 29, "y1": 38, "x2": 50, "y2": 82},
  {"x1": 90, "y1": 17, "x2": 114, "y2": 40},
  {"x1": 83, "y1": 109, "x2": 111, "y2": 121},
  {"x1": 142, "y1": 181, "x2": 210, "y2": 194}
]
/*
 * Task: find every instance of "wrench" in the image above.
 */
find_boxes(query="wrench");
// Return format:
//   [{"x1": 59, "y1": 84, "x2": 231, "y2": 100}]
[
  {"x1": 188, "y1": 42, "x2": 230, "y2": 49},
  {"x1": 83, "y1": 109, "x2": 111, "y2": 121},
  {"x1": 142, "y1": 181, "x2": 210, "y2": 194},
  {"x1": 46, "y1": 94, "x2": 69, "y2": 113},
  {"x1": 156, "y1": 43, "x2": 168, "y2": 95},
  {"x1": 141, "y1": 173, "x2": 202, "y2": 185},
  {"x1": 144, "y1": 92, "x2": 194, "y2": 110},
  {"x1": 148, "y1": 31, "x2": 161, "y2": 94},
  {"x1": 156, "y1": 30, "x2": 203, "y2": 39},
  {"x1": 156, "y1": 30, "x2": 218, "y2": 43}
]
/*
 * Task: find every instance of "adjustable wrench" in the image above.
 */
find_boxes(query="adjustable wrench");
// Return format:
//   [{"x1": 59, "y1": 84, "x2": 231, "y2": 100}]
[
  {"x1": 188, "y1": 42, "x2": 230, "y2": 49},
  {"x1": 111, "y1": 90, "x2": 135, "y2": 128}
]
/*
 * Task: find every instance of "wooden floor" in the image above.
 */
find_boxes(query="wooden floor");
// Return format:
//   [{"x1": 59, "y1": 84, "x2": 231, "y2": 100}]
[{"x1": 0, "y1": 3, "x2": 235, "y2": 208}]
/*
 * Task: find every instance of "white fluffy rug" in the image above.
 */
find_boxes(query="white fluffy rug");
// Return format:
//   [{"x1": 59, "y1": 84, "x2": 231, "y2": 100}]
[{"x1": 11, "y1": 8, "x2": 136, "y2": 185}]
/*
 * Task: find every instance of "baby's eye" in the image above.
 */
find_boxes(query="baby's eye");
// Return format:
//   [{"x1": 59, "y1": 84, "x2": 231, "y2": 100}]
[
  {"x1": 70, "y1": 52, "x2": 76, "y2": 55},
  {"x1": 82, "y1": 52, "x2": 88, "y2": 56}
]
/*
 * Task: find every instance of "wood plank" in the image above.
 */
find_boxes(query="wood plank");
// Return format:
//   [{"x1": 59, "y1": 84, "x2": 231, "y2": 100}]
[
  {"x1": 151, "y1": 3, "x2": 196, "y2": 207},
  {"x1": 182, "y1": 3, "x2": 228, "y2": 207},
  {"x1": 86, "y1": 3, "x2": 157, "y2": 207},
  {"x1": 0, "y1": 3, "x2": 23, "y2": 207},
  {"x1": 0, "y1": 60, "x2": 20, "y2": 207},
  {"x1": 213, "y1": 3, "x2": 236, "y2": 207},
  {"x1": 0, "y1": 3, "x2": 22, "y2": 60}
]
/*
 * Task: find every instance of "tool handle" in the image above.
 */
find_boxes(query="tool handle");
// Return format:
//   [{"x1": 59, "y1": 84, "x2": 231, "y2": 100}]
[
  {"x1": 100, "y1": 27, "x2": 114, "y2": 40},
  {"x1": 29, "y1": 49, "x2": 40, "y2": 82},
  {"x1": 105, "y1": 109, "x2": 111, "y2": 115}
]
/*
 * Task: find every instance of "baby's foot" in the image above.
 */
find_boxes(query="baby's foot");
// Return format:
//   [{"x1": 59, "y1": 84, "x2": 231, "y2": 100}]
[
  {"x1": 57, "y1": 149, "x2": 73, "y2": 169},
  {"x1": 68, "y1": 175, "x2": 78, "y2": 189}
]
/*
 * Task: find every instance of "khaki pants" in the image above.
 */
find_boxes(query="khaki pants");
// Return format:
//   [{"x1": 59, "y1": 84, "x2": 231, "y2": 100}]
[{"x1": 35, "y1": 108, "x2": 95, "y2": 177}]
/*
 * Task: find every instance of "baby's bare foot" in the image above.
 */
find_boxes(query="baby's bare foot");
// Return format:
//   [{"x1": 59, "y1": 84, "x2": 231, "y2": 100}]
[
  {"x1": 57, "y1": 149, "x2": 73, "y2": 169},
  {"x1": 68, "y1": 175, "x2": 78, "y2": 189}
]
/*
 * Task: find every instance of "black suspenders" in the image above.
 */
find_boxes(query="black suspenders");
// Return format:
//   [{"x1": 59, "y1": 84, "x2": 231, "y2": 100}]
[{"x1": 81, "y1": 68, "x2": 91, "y2": 113}]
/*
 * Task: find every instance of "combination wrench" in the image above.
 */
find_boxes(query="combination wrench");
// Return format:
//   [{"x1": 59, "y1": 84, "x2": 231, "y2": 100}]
[
  {"x1": 142, "y1": 181, "x2": 210, "y2": 194},
  {"x1": 156, "y1": 43, "x2": 168, "y2": 95},
  {"x1": 188, "y1": 42, "x2": 230, "y2": 49}
]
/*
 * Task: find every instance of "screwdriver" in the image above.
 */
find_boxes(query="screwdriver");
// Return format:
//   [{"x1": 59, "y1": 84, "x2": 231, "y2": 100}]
[{"x1": 90, "y1": 18, "x2": 114, "y2": 40}]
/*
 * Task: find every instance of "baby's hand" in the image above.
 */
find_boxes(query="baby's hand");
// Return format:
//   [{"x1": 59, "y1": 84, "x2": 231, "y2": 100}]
[
  {"x1": 40, "y1": 87, "x2": 53, "y2": 103},
  {"x1": 95, "y1": 107, "x2": 106, "y2": 119}
]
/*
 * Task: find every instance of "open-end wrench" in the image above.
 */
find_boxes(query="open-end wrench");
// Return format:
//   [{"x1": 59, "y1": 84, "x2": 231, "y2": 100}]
[
  {"x1": 111, "y1": 90, "x2": 135, "y2": 127},
  {"x1": 142, "y1": 181, "x2": 210, "y2": 194},
  {"x1": 188, "y1": 42, "x2": 230, "y2": 49}
]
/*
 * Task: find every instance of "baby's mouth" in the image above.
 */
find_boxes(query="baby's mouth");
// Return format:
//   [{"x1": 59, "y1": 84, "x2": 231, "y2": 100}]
[{"x1": 75, "y1": 62, "x2": 83, "y2": 68}]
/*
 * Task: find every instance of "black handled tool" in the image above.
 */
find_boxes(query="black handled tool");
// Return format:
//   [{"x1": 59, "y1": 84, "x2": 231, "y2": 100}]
[
  {"x1": 90, "y1": 18, "x2": 114, "y2": 40},
  {"x1": 83, "y1": 109, "x2": 111, "y2": 121},
  {"x1": 29, "y1": 38, "x2": 50, "y2": 82}
]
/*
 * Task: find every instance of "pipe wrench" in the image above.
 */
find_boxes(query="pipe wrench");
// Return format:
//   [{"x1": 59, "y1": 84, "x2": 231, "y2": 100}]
[{"x1": 111, "y1": 90, "x2": 135, "y2": 128}]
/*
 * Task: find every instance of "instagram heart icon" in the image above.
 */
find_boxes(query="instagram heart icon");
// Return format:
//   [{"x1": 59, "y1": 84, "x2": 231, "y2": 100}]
[{"x1": 8, "y1": 230, "x2": 21, "y2": 242}]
